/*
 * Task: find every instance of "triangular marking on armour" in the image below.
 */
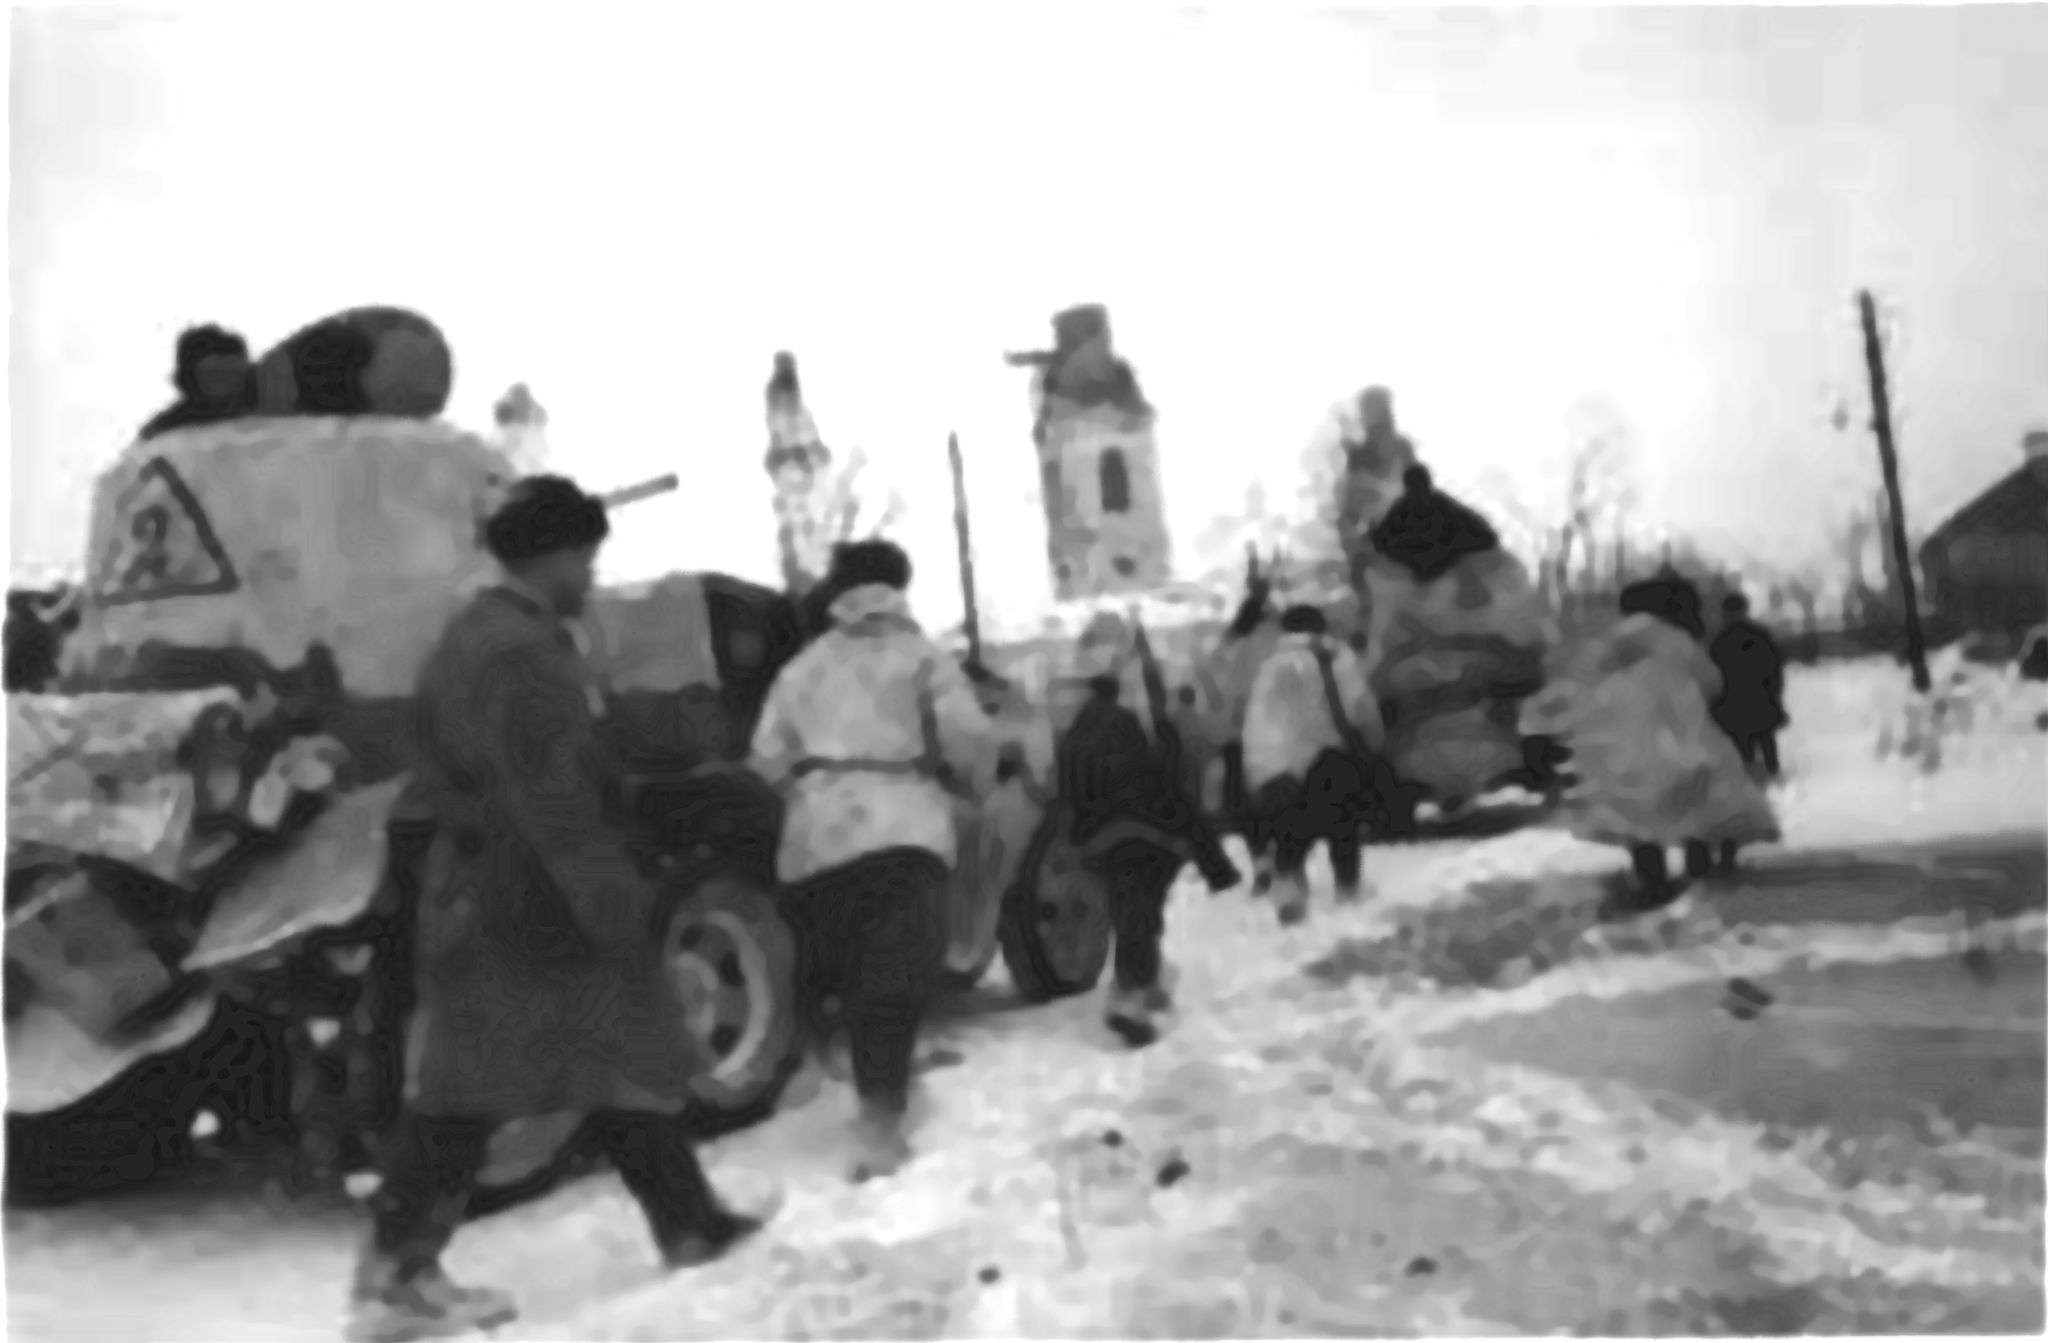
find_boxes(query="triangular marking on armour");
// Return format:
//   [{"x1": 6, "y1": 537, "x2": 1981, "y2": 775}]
[{"x1": 95, "y1": 456, "x2": 241, "y2": 606}]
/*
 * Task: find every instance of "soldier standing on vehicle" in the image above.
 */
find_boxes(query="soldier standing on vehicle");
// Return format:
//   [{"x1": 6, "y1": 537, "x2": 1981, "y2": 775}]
[
  {"x1": 351, "y1": 477, "x2": 769, "y2": 1343},
  {"x1": 1242, "y1": 605, "x2": 1386, "y2": 926},
  {"x1": 139, "y1": 325, "x2": 255, "y2": 440},
  {"x1": 1707, "y1": 592, "x2": 1789, "y2": 779},
  {"x1": 746, "y1": 540, "x2": 1001, "y2": 1183}
]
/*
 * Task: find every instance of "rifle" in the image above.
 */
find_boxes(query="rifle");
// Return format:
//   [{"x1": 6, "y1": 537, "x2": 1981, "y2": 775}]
[
  {"x1": 946, "y1": 433, "x2": 995, "y2": 685},
  {"x1": 1308, "y1": 640, "x2": 1425, "y2": 840},
  {"x1": 597, "y1": 474, "x2": 681, "y2": 510}
]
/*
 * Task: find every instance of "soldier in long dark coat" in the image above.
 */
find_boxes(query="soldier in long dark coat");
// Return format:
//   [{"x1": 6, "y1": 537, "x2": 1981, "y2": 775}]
[
  {"x1": 1707, "y1": 592, "x2": 1789, "y2": 779},
  {"x1": 351, "y1": 477, "x2": 766, "y2": 1343}
]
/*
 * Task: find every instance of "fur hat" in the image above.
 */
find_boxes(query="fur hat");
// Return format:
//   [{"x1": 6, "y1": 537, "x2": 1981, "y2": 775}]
[{"x1": 484, "y1": 475, "x2": 610, "y2": 565}]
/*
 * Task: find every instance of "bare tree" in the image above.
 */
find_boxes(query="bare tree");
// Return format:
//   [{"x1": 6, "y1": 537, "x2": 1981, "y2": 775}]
[
  {"x1": 1559, "y1": 396, "x2": 1641, "y2": 611},
  {"x1": 1782, "y1": 569, "x2": 1822, "y2": 647}
]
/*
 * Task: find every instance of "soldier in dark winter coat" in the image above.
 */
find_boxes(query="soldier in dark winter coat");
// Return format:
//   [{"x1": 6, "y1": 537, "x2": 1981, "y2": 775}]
[
  {"x1": 1054, "y1": 668, "x2": 1240, "y2": 1048},
  {"x1": 351, "y1": 477, "x2": 767, "y2": 1343},
  {"x1": 1521, "y1": 573, "x2": 1779, "y2": 904},
  {"x1": 1707, "y1": 593, "x2": 1789, "y2": 779}
]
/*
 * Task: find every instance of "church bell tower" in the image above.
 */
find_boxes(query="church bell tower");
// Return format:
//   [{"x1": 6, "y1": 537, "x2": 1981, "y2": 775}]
[{"x1": 1004, "y1": 305, "x2": 1172, "y2": 603}]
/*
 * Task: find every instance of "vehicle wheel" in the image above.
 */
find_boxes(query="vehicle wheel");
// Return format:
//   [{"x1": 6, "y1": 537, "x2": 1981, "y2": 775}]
[
  {"x1": 659, "y1": 875, "x2": 803, "y2": 1118},
  {"x1": 998, "y1": 835, "x2": 1114, "y2": 1003}
]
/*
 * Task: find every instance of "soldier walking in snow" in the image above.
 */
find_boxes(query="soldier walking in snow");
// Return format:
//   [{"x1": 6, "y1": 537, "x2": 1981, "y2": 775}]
[
  {"x1": 1707, "y1": 592, "x2": 1789, "y2": 780},
  {"x1": 746, "y1": 540, "x2": 1001, "y2": 1182},
  {"x1": 1241, "y1": 605, "x2": 1387, "y2": 926},
  {"x1": 352, "y1": 477, "x2": 768, "y2": 1342},
  {"x1": 1053, "y1": 657, "x2": 1242, "y2": 1047},
  {"x1": 1522, "y1": 571, "x2": 1780, "y2": 906}
]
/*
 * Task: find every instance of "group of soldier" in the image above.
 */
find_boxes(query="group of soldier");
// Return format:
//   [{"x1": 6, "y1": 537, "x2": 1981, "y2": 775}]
[
  {"x1": 102, "y1": 327, "x2": 1798, "y2": 1337},
  {"x1": 347, "y1": 454, "x2": 1439, "y2": 1340}
]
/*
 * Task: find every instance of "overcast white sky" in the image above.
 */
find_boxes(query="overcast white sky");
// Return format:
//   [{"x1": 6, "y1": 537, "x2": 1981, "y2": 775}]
[{"x1": 11, "y1": 5, "x2": 2048, "y2": 632}]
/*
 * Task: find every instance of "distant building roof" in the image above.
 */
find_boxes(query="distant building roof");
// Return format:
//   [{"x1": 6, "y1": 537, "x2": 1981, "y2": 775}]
[{"x1": 1923, "y1": 436, "x2": 2048, "y2": 561}]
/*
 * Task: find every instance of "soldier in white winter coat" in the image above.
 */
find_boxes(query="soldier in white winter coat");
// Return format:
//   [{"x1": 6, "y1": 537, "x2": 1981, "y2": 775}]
[
  {"x1": 1242, "y1": 605, "x2": 1387, "y2": 925},
  {"x1": 747, "y1": 541, "x2": 1000, "y2": 1182}
]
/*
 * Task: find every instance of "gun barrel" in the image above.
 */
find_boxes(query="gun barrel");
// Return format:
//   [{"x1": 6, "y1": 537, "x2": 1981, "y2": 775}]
[{"x1": 598, "y1": 474, "x2": 681, "y2": 510}]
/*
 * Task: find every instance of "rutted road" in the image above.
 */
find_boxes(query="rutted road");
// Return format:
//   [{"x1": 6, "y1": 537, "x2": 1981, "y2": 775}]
[{"x1": 8, "y1": 828, "x2": 2044, "y2": 1339}]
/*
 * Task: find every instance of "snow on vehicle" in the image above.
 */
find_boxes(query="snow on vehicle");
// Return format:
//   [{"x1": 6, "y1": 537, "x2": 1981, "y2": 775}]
[
  {"x1": 6, "y1": 331, "x2": 810, "y2": 1202},
  {"x1": 1305, "y1": 390, "x2": 1565, "y2": 813}
]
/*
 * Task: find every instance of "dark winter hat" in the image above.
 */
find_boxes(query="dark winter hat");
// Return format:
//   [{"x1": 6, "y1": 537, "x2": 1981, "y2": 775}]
[
  {"x1": 1620, "y1": 574, "x2": 1705, "y2": 639},
  {"x1": 827, "y1": 539, "x2": 912, "y2": 593},
  {"x1": 1279, "y1": 605, "x2": 1328, "y2": 636},
  {"x1": 1402, "y1": 464, "x2": 1432, "y2": 493},
  {"x1": 175, "y1": 324, "x2": 249, "y2": 368},
  {"x1": 1723, "y1": 592, "x2": 1750, "y2": 616},
  {"x1": 484, "y1": 475, "x2": 610, "y2": 565}
]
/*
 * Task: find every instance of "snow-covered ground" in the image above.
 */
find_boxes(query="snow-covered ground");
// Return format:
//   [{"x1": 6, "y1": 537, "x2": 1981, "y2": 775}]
[
  {"x1": 7, "y1": 658, "x2": 2044, "y2": 1339},
  {"x1": 1767, "y1": 651, "x2": 2047, "y2": 848}
]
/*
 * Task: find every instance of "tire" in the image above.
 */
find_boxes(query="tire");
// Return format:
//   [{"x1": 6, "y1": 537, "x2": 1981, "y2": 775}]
[
  {"x1": 939, "y1": 784, "x2": 1041, "y2": 995},
  {"x1": 658, "y1": 875, "x2": 804, "y2": 1118},
  {"x1": 997, "y1": 820, "x2": 1115, "y2": 1004}
]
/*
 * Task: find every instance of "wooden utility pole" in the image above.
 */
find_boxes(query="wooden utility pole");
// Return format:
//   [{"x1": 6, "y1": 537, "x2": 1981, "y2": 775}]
[
  {"x1": 947, "y1": 432, "x2": 985, "y2": 674},
  {"x1": 1857, "y1": 290, "x2": 1932, "y2": 693}
]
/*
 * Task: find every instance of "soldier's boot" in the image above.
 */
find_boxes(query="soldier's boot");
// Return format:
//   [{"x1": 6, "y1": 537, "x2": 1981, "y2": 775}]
[
  {"x1": 1251, "y1": 849, "x2": 1276, "y2": 898},
  {"x1": 1274, "y1": 873, "x2": 1311, "y2": 927},
  {"x1": 1331, "y1": 839, "x2": 1365, "y2": 903},
  {"x1": 597, "y1": 1113, "x2": 772, "y2": 1271},
  {"x1": 845, "y1": 1097, "x2": 913, "y2": 1184},
  {"x1": 659, "y1": 1210, "x2": 769, "y2": 1270},
  {"x1": 348, "y1": 1250, "x2": 517, "y2": 1343},
  {"x1": 1104, "y1": 982, "x2": 1173, "y2": 1050},
  {"x1": 1684, "y1": 841, "x2": 1714, "y2": 880}
]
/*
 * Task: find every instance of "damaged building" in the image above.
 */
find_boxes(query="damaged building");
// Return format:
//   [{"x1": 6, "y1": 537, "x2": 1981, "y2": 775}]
[{"x1": 1007, "y1": 305, "x2": 1173, "y2": 603}]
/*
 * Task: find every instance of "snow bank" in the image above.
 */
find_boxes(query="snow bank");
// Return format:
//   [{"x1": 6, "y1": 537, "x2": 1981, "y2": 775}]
[{"x1": 1773, "y1": 656, "x2": 2046, "y2": 849}]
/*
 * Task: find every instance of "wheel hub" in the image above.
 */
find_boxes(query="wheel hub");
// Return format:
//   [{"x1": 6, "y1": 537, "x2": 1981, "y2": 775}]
[
  {"x1": 665, "y1": 910, "x2": 774, "y2": 1082},
  {"x1": 1034, "y1": 854, "x2": 1113, "y2": 978}
]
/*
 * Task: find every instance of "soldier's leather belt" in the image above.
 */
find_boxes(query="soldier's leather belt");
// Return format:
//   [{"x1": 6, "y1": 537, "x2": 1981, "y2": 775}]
[{"x1": 791, "y1": 756, "x2": 933, "y2": 781}]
